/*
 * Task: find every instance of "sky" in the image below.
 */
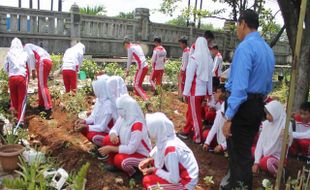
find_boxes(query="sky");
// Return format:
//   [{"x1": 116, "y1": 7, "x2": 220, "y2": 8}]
[{"x1": 0, "y1": 0, "x2": 283, "y2": 28}]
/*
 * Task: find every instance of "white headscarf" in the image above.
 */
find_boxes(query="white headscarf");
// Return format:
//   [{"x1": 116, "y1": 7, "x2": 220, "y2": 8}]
[
  {"x1": 73, "y1": 42, "x2": 85, "y2": 55},
  {"x1": 116, "y1": 94, "x2": 145, "y2": 126},
  {"x1": 92, "y1": 78, "x2": 108, "y2": 103},
  {"x1": 191, "y1": 37, "x2": 213, "y2": 82},
  {"x1": 7, "y1": 38, "x2": 26, "y2": 69},
  {"x1": 260, "y1": 101, "x2": 292, "y2": 156},
  {"x1": 146, "y1": 112, "x2": 191, "y2": 168}
]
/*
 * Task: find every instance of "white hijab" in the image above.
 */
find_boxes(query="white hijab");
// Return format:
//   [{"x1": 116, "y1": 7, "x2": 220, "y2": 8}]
[
  {"x1": 146, "y1": 112, "x2": 191, "y2": 168},
  {"x1": 92, "y1": 78, "x2": 108, "y2": 103},
  {"x1": 7, "y1": 38, "x2": 26, "y2": 69},
  {"x1": 260, "y1": 101, "x2": 292, "y2": 156},
  {"x1": 73, "y1": 42, "x2": 85, "y2": 55},
  {"x1": 191, "y1": 37, "x2": 213, "y2": 82}
]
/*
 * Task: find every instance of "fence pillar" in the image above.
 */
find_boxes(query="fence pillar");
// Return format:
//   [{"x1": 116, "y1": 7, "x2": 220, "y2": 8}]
[
  {"x1": 189, "y1": 22, "x2": 196, "y2": 45},
  {"x1": 134, "y1": 8, "x2": 150, "y2": 41},
  {"x1": 70, "y1": 3, "x2": 81, "y2": 46}
]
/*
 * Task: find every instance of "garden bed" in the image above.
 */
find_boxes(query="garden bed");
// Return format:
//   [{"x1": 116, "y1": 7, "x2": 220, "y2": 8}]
[{"x1": 24, "y1": 90, "x2": 305, "y2": 190}]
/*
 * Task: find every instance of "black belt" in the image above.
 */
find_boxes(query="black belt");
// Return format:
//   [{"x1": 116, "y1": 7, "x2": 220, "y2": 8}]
[{"x1": 225, "y1": 91, "x2": 265, "y2": 100}]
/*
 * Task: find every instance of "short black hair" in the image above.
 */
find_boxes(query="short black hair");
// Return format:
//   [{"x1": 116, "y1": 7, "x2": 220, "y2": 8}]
[
  {"x1": 123, "y1": 38, "x2": 131, "y2": 45},
  {"x1": 211, "y1": 45, "x2": 219, "y2": 50},
  {"x1": 300, "y1": 102, "x2": 310, "y2": 112},
  {"x1": 178, "y1": 36, "x2": 188, "y2": 45},
  {"x1": 204, "y1": 30, "x2": 214, "y2": 40},
  {"x1": 217, "y1": 84, "x2": 226, "y2": 93},
  {"x1": 154, "y1": 36, "x2": 161, "y2": 43},
  {"x1": 238, "y1": 9, "x2": 259, "y2": 30}
]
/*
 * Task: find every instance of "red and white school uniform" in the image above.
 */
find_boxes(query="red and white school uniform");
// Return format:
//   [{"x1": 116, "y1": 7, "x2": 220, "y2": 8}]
[
  {"x1": 290, "y1": 115, "x2": 310, "y2": 157},
  {"x1": 24, "y1": 44, "x2": 52, "y2": 110},
  {"x1": 62, "y1": 42, "x2": 85, "y2": 93},
  {"x1": 144, "y1": 113, "x2": 199, "y2": 190},
  {"x1": 81, "y1": 78, "x2": 114, "y2": 146},
  {"x1": 203, "y1": 93, "x2": 222, "y2": 124},
  {"x1": 4, "y1": 38, "x2": 28, "y2": 122},
  {"x1": 254, "y1": 101, "x2": 293, "y2": 176},
  {"x1": 150, "y1": 46, "x2": 167, "y2": 91},
  {"x1": 183, "y1": 37, "x2": 213, "y2": 143},
  {"x1": 126, "y1": 43, "x2": 149, "y2": 101},
  {"x1": 203, "y1": 103, "x2": 227, "y2": 151},
  {"x1": 179, "y1": 47, "x2": 190, "y2": 93},
  {"x1": 212, "y1": 52, "x2": 223, "y2": 78},
  {"x1": 103, "y1": 95, "x2": 151, "y2": 176}
]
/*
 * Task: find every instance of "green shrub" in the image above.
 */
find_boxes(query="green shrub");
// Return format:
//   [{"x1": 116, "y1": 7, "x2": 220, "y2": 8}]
[
  {"x1": 80, "y1": 59, "x2": 100, "y2": 79},
  {"x1": 50, "y1": 54, "x2": 63, "y2": 74},
  {"x1": 164, "y1": 59, "x2": 181, "y2": 84}
]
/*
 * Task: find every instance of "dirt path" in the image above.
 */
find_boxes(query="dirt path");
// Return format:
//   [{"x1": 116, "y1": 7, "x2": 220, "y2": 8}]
[{"x1": 26, "y1": 92, "x2": 306, "y2": 190}]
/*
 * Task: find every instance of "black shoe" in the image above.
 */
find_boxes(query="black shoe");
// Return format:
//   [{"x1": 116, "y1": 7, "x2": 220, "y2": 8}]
[
  {"x1": 104, "y1": 164, "x2": 119, "y2": 172},
  {"x1": 132, "y1": 171, "x2": 143, "y2": 181},
  {"x1": 177, "y1": 132, "x2": 189, "y2": 140},
  {"x1": 45, "y1": 109, "x2": 53, "y2": 119},
  {"x1": 37, "y1": 106, "x2": 45, "y2": 112}
]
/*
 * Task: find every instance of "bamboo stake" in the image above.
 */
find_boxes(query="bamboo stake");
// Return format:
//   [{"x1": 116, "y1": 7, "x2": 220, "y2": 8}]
[{"x1": 275, "y1": 0, "x2": 308, "y2": 189}]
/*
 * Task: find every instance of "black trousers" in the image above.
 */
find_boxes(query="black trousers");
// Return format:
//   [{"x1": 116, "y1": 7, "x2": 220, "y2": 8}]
[{"x1": 220, "y1": 97, "x2": 265, "y2": 190}]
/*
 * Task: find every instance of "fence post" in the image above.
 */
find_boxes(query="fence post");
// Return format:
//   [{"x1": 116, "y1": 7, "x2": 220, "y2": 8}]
[
  {"x1": 70, "y1": 3, "x2": 81, "y2": 46},
  {"x1": 134, "y1": 8, "x2": 150, "y2": 42}
]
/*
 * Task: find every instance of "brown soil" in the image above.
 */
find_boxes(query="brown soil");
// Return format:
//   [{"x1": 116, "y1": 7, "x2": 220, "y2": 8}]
[{"x1": 26, "y1": 91, "x2": 306, "y2": 190}]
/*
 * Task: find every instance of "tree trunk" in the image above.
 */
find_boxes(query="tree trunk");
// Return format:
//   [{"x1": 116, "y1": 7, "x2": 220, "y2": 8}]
[
  {"x1": 29, "y1": 0, "x2": 33, "y2": 8},
  {"x1": 277, "y1": 0, "x2": 310, "y2": 111},
  {"x1": 194, "y1": 0, "x2": 198, "y2": 26},
  {"x1": 37, "y1": 0, "x2": 40, "y2": 10},
  {"x1": 188, "y1": 0, "x2": 191, "y2": 27},
  {"x1": 198, "y1": 0, "x2": 203, "y2": 28},
  {"x1": 58, "y1": 0, "x2": 62, "y2": 12},
  {"x1": 51, "y1": 0, "x2": 53, "y2": 11},
  {"x1": 18, "y1": 0, "x2": 21, "y2": 8}
]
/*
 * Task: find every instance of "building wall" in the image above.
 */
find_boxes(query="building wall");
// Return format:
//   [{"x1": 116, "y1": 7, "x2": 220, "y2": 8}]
[{"x1": 0, "y1": 5, "x2": 291, "y2": 64}]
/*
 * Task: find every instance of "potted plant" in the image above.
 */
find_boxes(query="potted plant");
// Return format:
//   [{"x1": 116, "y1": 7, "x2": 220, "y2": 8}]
[{"x1": 0, "y1": 128, "x2": 26, "y2": 172}]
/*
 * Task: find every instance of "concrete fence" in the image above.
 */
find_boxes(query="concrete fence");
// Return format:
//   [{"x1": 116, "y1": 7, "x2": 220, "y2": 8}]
[{"x1": 0, "y1": 4, "x2": 291, "y2": 64}]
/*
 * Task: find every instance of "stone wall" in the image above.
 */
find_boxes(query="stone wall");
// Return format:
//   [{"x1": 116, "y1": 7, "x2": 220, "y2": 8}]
[{"x1": 0, "y1": 4, "x2": 291, "y2": 64}]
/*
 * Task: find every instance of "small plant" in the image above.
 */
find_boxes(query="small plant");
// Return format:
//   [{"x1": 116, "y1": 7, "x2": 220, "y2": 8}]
[
  {"x1": 80, "y1": 59, "x2": 100, "y2": 79},
  {"x1": 204, "y1": 176, "x2": 215, "y2": 186},
  {"x1": 233, "y1": 181, "x2": 248, "y2": 190},
  {"x1": 164, "y1": 59, "x2": 181, "y2": 84},
  {"x1": 2, "y1": 156, "x2": 54, "y2": 189},
  {"x1": 39, "y1": 111, "x2": 47, "y2": 120},
  {"x1": 262, "y1": 179, "x2": 273, "y2": 190},
  {"x1": 50, "y1": 54, "x2": 63, "y2": 74},
  {"x1": 60, "y1": 91, "x2": 87, "y2": 115},
  {"x1": 129, "y1": 178, "x2": 136, "y2": 190},
  {"x1": 70, "y1": 163, "x2": 90, "y2": 190},
  {"x1": 1, "y1": 128, "x2": 28, "y2": 145}
]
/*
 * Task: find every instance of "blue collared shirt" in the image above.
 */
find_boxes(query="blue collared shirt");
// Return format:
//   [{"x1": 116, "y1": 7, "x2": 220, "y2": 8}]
[{"x1": 225, "y1": 31, "x2": 275, "y2": 119}]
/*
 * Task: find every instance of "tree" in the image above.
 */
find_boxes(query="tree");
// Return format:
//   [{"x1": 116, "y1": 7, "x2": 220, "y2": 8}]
[
  {"x1": 116, "y1": 11, "x2": 134, "y2": 19},
  {"x1": 277, "y1": 0, "x2": 310, "y2": 110},
  {"x1": 58, "y1": 0, "x2": 62, "y2": 11},
  {"x1": 37, "y1": 0, "x2": 40, "y2": 10},
  {"x1": 51, "y1": 0, "x2": 53, "y2": 11},
  {"x1": 29, "y1": 0, "x2": 33, "y2": 8},
  {"x1": 166, "y1": 15, "x2": 188, "y2": 27},
  {"x1": 18, "y1": 0, "x2": 21, "y2": 8},
  {"x1": 79, "y1": 5, "x2": 107, "y2": 16}
]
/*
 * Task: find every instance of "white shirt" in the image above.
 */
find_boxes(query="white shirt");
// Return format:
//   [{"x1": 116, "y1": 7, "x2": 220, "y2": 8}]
[
  {"x1": 181, "y1": 47, "x2": 190, "y2": 71},
  {"x1": 183, "y1": 57, "x2": 212, "y2": 96},
  {"x1": 24, "y1": 44, "x2": 51, "y2": 70},
  {"x1": 109, "y1": 120, "x2": 151, "y2": 157},
  {"x1": 151, "y1": 46, "x2": 167, "y2": 70},
  {"x1": 204, "y1": 109, "x2": 227, "y2": 150},
  {"x1": 85, "y1": 100, "x2": 114, "y2": 133},
  {"x1": 126, "y1": 44, "x2": 148, "y2": 71},
  {"x1": 4, "y1": 53, "x2": 28, "y2": 77},
  {"x1": 208, "y1": 94, "x2": 222, "y2": 111},
  {"x1": 62, "y1": 47, "x2": 84, "y2": 71},
  {"x1": 212, "y1": 52, "x2": 223, "y2": 77},
  {"x1": 153, "y1": 140, "x2": 199, "y2": 190},
  {"x1": 293, "y1": 120, "x2": 310, "y2": 139}
]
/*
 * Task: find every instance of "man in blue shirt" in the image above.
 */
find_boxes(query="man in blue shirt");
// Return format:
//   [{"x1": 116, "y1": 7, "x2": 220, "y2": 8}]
[{"x1": 220, "y1": 9, "x2": 275, "y2": 190}]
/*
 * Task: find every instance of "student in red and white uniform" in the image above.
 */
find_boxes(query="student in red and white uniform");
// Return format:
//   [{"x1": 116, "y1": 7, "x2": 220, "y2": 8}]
[
  {"x1": 150, "y1": 37, "x2": 167, "y2": 94},
  {"x1": 290, "y1": 102, "x2": 310, "y2": 158},
  {"x1": 203, "y1": 85, "x2": 225, "y2": 125},
  {"x1": 141, "y1": 112, "x2": 199, "y2": 190},
  {"x1": 123, "y1": 39, "x2": 149, "y2": 101},
  {"x1": 189, "y1": 30, "x2": 215, "y2": 55},
  {"x1": 4, "y1": 38, "x2": 28, "y2": 124},
  {"x1": 62, "y1": 42, "x2": 85, "y2": 93},
  {"x1": 24, "y1": 43, "x2": 53, "y2": 115},
  {"x1": 210, "y1": 44, "x2": 223, "y2": 90},
  {"x1": 99, "y1": 95, "x2": 151, "y2": 178},
  {"x1": 252, "y1": 101, "x2": 293, "y2": 177},
  {"x1": 75, "y1": 77, "x2": 115, "y2": 148},
  {"x1": 203, "y1": 103, "x2": 227, "y2": 153},
  {"x1": 178, "y1": 37, "x2": 213, "y2": 144},
  {"x1": 178, "y1": 36, "x2": 190, "y2": 98}
]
